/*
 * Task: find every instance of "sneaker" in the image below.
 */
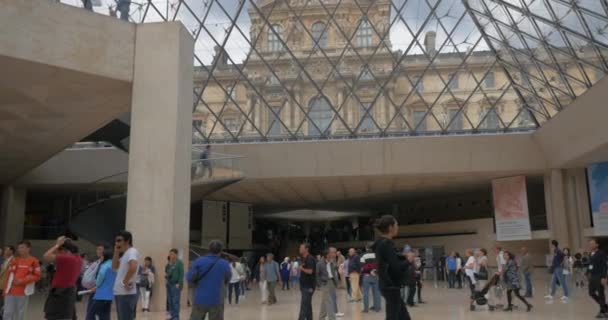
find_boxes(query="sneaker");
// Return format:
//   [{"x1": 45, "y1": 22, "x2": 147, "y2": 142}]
[
  {"x1": 560, "y1": 296, "x2": 569, "y2": 302},
  {"x1": 595, "y1": 312, "x2": 606, "y2": 319},
  {"x1": 544, "y1": 294, "x2": 554, "y2": 299},
  {"x1": 335, "y1": 313, "x2": 345, "y2": 317}
]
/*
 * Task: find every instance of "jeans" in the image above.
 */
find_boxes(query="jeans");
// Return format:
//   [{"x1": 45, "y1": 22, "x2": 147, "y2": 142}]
[
  {"x1": 168, "y1": 284, "x2": 182, "y2": 319},
  {"x1": 140, "y1": 287, "x2": 151, "y2": 310},
  {"x1": 190, "y1": 304, "x2": 222, "y2": 320},
  {"x1": 115, "y1": 294, "x2": 138, "y2": 320},
  {"x1": 259, "y1": 280, "x2": 268, "y2": 303},
  {"x1": 282, "y1": 279, "x2": 290, "y2": 290},
  {"x1": 550, "y1": 267, "x2": 569, "y2": 297},
  {"x1": 362, "y1": 275, "x2": 381, "y2": 311},
  {"x1": 345, "y1": 277, "x2": 351, "y2": 298},
  {"x1": 2, "y1": 295, "x2": 28, "y2": 320},
  {"x1": 298, "y1": 287, "x2": 315, "y2": 320},
  {"x1": 381, "y1": 288, "x2": 410, "y2": 320},
  {"x1": 267, "y1": 281, "x2": 277, "y2": 304},
  {"x1": 447, "y1": 270, "x2": 456, "y2": 288},
  {"x1": 228, "y1": 282, "x2": 240, "y2": 304},
  {"x1": 406, "y1": 284, "x2": 416, "y2": 306},
  {"x1": 319, "y1": 283, "x2": 336, "y2": 320},
  {"x1": 86, "y1": 300, "x2": 112, "y2": 320},
  {"x1": 523, "y1": 272, "x2": 533, "y2": 297}
]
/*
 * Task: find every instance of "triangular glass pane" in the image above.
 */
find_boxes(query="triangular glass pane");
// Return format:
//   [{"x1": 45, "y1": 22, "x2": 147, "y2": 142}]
[{"x1": 580, "y1": 12, "x2": 608, "y2": 47}]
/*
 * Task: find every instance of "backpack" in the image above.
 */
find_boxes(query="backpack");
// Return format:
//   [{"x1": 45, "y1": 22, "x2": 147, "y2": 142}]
[{"x1": 81, "y1": 260, "x2": 100, "y2": 289}]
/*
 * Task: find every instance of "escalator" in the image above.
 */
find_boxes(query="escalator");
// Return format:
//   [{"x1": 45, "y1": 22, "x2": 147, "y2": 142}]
[{"x1": 68, "y1": 152, "x2": 245, "y2": 245}]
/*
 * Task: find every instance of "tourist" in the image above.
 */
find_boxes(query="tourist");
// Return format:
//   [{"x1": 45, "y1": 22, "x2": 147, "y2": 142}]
[
  {"x1": 239, "y1": 257, "x2": 249, "y2": 296},
  {"x1": 372, "y1": 215, "x2": 411, "y2": 320},
  {"x1": 446, "y1": 252, "x2": 457, "y2": 288},
  {"x1": 253, "y1": 256, "x2": 268, "y2": 304},
  {"x1": 520, "y1": 247, "x2": 533, "y2": 298},
  {"x1": 464, "y1": 249, "x2": 477, "y2": 311},
  {"x1": 265, "y1": 253, "x2": 280, "y2": 305},
  {"x1": 405, "y1": 251, "x2": 417, "y2": 307},
  {"x1": 138, "y1": 257, "x2": 155, "y2": 312},
  {"x1": 361, "y1": 245, "x2": 381, "y2": 313},
  {"x1": 86, "y1": 248, "x2": 116, "y2": 320},
  {"x1": 0, "y1": 246, "x2": 15, "y2": 313},
  {"x1": 588, "y1": 239, "x2": 608, "y2": 318},
  {"x1": 2, "y1": 241, "x2": 40, "y2": 320},
  {"x1": 112, "y1": 230, "x2": 140, "y2": 320},
  {"x1": 574, "y1": 252, "x2": 586, "y2": 288},
  {"x1": 280, "y1": 257, "x2": 291, "y2": 290},
  {"x1": 545, "y1": 240, "x2": 569, "y2": 301},
  {"x1": 228, "y1": 258, "x2": 242, "y2": 304},
  {"x1": 200, "y1": 145, "x2": 213, "y2": 178},
  {"x1": 83, "y1": 244, "x2": 106, "y2": 316},
  {"x1": 475, "y1": 249, "x2": 492, "y2": 310},
  {"x1": 298, "y1": 243, "x2": 316, "y2": 320},
  {"x1": 81, "y1": 0, "x2": 93, "y2": 11},
  {"x1": 343, "y1": 254, "x2": 351, "y2": 299},
  {"x1": 492, "y1": 245, "x2": 506, "y2": 305},
  {"x1": 563, "y1": 248, "x2": 574, "y2": 290},
  {"x1": 117, "y1": 0, "x2": 131, "y2": 21},
  {"x1": 290, "y1": 257, "x2": 300, "y2": 290},
  {"x1": 317, "y1": 249, "x2": 337, "y2": 320},
  {"x1": 43, "y1": 237, "x2": 82, "y2": 320},
  {"x1": 187, "y1": 240, "x2": 231, "y2": 320},
  {"x1": 166, "y1": 248, "x2": 184, "y2": 319},
  {"x1": 455, "y1": 252, "x2": 463, "y2": 289},
  {"x1": 328, "y1": 247, "x2": 344, "y2": 317},
  {"x1": 348, "y1": 248, "x2": 362, "y2": 302},
  {"x1": 413, "y1": 250, "x2": 424, "y2": 304},
  {"x1": 503, "y1": 251, "x2": 532, "y2": 312},
  {"x1": 336, "y1": 251, "x2": 345, "y2": 288}
]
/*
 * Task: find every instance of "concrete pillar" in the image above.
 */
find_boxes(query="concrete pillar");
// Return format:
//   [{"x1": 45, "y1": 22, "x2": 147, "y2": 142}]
[
  {"x1": 125, "y1": 22, "x2": 193, "y2": 312},
  {"x1": 0, "y1": 186, "x2": 26, "y2": 247},
  {"x1": 564, "y1": 168, "x2": 592, "y2": 251},
  {"x1": 544, "y1": 169, "x2": 571, "y2": 248}
]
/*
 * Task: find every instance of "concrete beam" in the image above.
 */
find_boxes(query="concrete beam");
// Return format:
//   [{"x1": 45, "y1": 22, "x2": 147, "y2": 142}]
[
  {"x1": 533, "y1": 76, "x2": 608, "y2": 168},
  {"x1": 212, "y1": 133, "x2": 547, "y2": 179},
  {"x1": 0, "y1": 0, "x2": 135, "y2": 82}
]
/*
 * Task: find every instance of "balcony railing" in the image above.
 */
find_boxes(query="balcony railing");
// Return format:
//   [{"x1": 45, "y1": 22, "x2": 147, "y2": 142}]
[{"x1": 190, "y1": 149, "x2": 245, "y2": 183}]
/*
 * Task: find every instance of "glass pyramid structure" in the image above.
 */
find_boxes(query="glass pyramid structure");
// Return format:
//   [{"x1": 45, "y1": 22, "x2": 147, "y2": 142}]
[{"x1": 63, "y1": 0, "x2": 608, "y2": 143}]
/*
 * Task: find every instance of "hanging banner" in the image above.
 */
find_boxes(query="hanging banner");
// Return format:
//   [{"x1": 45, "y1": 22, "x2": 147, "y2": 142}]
[
  {"x1": 492, "y1": 176, "x2": 532, "y2": 241},
  {"x1": 588, "y1": 162, "x2": 608, "y2": 235}
]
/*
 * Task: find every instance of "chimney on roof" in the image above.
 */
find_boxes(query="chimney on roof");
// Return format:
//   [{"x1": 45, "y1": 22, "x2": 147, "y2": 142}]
[{"x1": 424, "y1": 31, "x2": 437, "y2": 56}]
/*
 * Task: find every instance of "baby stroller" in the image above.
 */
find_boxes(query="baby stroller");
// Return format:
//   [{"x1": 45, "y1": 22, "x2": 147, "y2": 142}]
[{"x1": 470, "y1": 274, "x2": 500, "y2": 311}]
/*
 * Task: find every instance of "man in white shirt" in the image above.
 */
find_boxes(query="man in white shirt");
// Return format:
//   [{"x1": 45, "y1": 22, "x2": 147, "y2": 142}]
[
  {"x1": 464, "y1": 249, "x2": 477, "y2": 310},
  {"x1": 112, "y1": 230, "x2": 140, "y2": 320}
]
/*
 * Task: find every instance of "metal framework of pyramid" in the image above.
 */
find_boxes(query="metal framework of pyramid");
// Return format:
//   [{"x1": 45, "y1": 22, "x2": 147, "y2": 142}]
[{"x1": 68, "y1": 0, "x2": 608, "y2": 143}]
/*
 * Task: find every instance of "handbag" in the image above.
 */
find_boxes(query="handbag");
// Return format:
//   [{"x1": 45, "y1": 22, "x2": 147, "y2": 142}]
[{"x1": 475, "y1": 266, "x2": 488, "y2": 281}]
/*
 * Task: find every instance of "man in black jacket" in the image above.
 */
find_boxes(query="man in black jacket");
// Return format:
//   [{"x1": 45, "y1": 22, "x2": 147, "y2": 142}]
[{"x1": 588, "y1": 238, "x2": 608, "y2": 318}]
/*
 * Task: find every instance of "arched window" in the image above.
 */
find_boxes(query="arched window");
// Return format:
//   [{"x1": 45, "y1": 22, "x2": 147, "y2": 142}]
[
  {"x1": 356, "y1": 19, "x2": 373, "y2": 48},
  {"x1": 312, "y1": 22, "x2": 328, "y2": 49},
  {"x1": 268, "y1": 24, "x2": 283, "y2": 52},
  {"x1": 308, "y1": 96, "x2": 333, "y2": 135}
]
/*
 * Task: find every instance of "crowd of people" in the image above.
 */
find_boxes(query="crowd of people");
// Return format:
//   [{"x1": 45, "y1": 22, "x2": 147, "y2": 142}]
[{"x1": 2, "y1": 216, "x2": 608, "y2": 319}]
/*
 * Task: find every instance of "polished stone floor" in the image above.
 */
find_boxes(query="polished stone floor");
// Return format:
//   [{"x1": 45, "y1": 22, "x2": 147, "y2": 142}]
[{"x1": 27, "y1": 276, "x2": 599, "y2": 319}]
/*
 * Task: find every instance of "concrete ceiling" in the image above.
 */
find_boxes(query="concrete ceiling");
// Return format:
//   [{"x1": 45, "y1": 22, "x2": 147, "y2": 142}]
[{"x1": 0, "y1": 56, "x2": 131, "y2": 184}]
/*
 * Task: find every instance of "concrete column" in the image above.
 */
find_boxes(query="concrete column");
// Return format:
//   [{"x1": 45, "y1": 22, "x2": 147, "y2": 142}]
[
  {"x1": 0, "y1": 186, "x2": 26, "y2": 247},
  {"x1": 125, "y1": 22, "x2": 193, "y2": 312},
  {"x1": 544, "y1": 169, "x2": 571, "y2": 248},
  {"x1": 564, "y1": 168, "x2": 592, "y2": 251}
]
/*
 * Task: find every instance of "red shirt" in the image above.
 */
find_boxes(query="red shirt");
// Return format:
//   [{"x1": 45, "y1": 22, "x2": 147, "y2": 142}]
[{"x1": 51, "y1": 254, "x2": 82, "y2": 288}]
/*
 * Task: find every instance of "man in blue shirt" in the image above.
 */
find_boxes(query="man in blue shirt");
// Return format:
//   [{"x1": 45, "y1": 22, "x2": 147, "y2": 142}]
[
  {"x1": 545, "y1": 240, "x2": 569, "y2": 301},
  {"x1": 446, "y1": 252, "x2": 457, "y2": 289},
  {"x1": 187, "y1": 240, "x2": 231, "y2": 320},
  {"x1": 265, "y1": 253, "x2": 281, "y2": 305}
]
